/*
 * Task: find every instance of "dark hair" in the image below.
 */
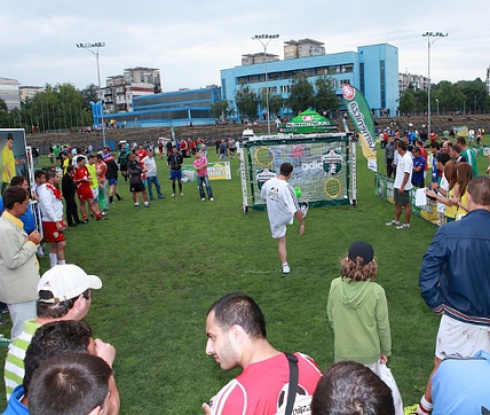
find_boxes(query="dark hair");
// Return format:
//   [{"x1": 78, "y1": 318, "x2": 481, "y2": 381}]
[
  {"x1": 280, "y1": 162, "x2": 294, "y2": 176},
  {"x1": 456, "y1": 136, "x2": 466, "y2": 146},
  {"x1": 311, "y1": 361, "x2": 395, "y2": 415},
  {"x1": 23, "y1": 320, "x2": 93, "y2": 394},
  {"x1": 66, "y1": 164, "x2": 75, "y2": 173},
  {"x1": 208, "y1": 293, "x2": 266, "y2": 339},
  {"x1": 10, "y1": 175, "x2": 26, "y2": 187},
  {"x1": 451, "y1": 144, "x2": 462, "y2": 155},
  {"x1": 467, "y1": 177, "x2": 490, "y2": 205},
  {"x1": 76, "y1": 156, "x2": 86, "y2": 163},
  {"x1": 436, "y1": 152, "x2": 450, "y2": 165},
  {"x1": 397, "y1": 141, "x2": 407, "y2": 151},
  {"x1": 3, "y1": 187, "x2": 28, "y2": 210},
  {"x1": 37, "y1": 289, "x2": 90, "y2": 319},
  {"x1": 34, "y1": 170, "x2": 46, "y2": 180},
  {"x1": 45, "y1": 170, "x2": 57, "y2": 181},
  {"x1": 28, "y1": 353, "x2": 112, "y2": 415},
  {"x1": 430, "y1": 142, "x2": 441, "y2": 150}
]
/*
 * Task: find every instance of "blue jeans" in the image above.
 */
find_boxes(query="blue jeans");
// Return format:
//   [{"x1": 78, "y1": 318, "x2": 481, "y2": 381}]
[
  {"x1": 146, "y1": 176, "x2": 163, "y2": 199},
  {"x1": 198, "y1": 175, "x2": 213, "y2": 199}
]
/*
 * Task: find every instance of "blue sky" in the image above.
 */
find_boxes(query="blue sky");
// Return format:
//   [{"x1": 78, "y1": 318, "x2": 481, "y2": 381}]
[{"x1": 1, "y1": 0, "x2": 488, "y2": 92}]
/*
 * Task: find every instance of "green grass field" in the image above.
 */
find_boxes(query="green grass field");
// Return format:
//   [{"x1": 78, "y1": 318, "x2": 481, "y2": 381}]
[{"x1": 1, "y1": 140, "x2": 489, "y2": 414}]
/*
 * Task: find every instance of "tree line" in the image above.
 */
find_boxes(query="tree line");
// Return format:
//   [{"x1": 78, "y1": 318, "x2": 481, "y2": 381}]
[{"x1": 398, "y1": 78, "x2": 490, "y2": 116}]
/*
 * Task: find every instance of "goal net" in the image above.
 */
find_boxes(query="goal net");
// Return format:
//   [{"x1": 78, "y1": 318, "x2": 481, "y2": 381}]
[{"x1": 239, "y1": 133, "x2": 356, "y2": 212}]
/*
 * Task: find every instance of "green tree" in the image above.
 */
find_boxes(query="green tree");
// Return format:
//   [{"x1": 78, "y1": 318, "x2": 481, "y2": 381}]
[
  {"x1": 286, "y1": 73, "x2": 314, "y2": 115},
  {"x1": 258, "y1": 93, "x2": 284, "y2": 118},
  {"x1": 313, "y1": 76, "x2": 339, "y2": 113},
  {"x1": 210, "y1": 100, "x2": 235, "y2": 121},
  {"x1": 398, "y1": 88, "x2": 417, "y2": 115},
  {"x1": 235, "y1": 85, "x2": 259, "y2": 121}
]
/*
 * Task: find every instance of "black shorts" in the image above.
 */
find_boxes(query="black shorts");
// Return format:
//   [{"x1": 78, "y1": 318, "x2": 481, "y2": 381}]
[
  {"x1": 394, "y1": 188, "x2": 410, "y2": 205},
  {"x1": 130, "y1": 182, "x2": 146, "y2": 193}
]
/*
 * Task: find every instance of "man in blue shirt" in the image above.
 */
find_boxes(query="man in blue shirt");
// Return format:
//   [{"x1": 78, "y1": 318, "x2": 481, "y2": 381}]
[{"x1": 411, "y1": 147, "x2": 426, "y2": 188}]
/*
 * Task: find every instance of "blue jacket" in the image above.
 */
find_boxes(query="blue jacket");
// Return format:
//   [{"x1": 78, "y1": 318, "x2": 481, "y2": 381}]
[
  {"x1": 2, "y1": 385, "x2": 29, "y2": 415},
  {"x1": 419, "y1": 209, "x2": 490, "y2": 326}
]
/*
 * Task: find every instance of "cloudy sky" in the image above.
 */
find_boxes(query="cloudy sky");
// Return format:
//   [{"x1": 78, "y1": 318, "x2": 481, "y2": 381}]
[{"x1": 1, "y1": 0, "x2": 488, "y2": 92}]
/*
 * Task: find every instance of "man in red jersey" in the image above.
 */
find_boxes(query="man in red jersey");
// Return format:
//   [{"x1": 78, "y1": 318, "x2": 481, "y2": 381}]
[
  {"x1": 73, "y1": 156, "x2": 102, "y2": 222},
  {"x1": 202, "y1": 293, "x2": 321, "y2": 415}
]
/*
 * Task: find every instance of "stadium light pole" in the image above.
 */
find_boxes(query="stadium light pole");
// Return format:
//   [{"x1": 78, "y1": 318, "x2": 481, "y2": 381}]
[
  {"x1": 253, "y1": 34, "x2": 279, "y2": 136},
  {"x1": 422, "y1": 32, "x2": 447, "y2": 136},
  {"x1": 76, "y1": 42, "x2": 106, "y2": 147}
]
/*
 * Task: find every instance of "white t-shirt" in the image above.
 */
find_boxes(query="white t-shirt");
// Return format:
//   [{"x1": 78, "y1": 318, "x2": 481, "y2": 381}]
[
  {"x1": 437, "y1": 174, "x2": 449, "y2": 214},
  {"x1": 141, "y1": 156, "x2": 157, "y2": 177},
  {"x1": 261, "y1": 178, "x2": 299, "y2": 229},
  {"x1": 394, "y1": 152, "x2": 413, "y2": 190}
]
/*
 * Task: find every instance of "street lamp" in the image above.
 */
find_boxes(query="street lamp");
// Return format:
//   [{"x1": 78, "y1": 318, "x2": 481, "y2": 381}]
[
  {"x1": 435, "y1": 99, "x2": 439, "y2": 115},
  {"x1": 76, "y1": 42, "x2": 107, "y2": 147},
  {"x1": 422, "y1": 32, "x2": 448, "y2": 136},
  {"x1": 253, "y1": 34, "x2": 279, "y2": 136}
]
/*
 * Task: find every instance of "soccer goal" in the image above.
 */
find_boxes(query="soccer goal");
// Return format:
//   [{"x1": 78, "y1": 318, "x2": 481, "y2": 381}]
[{"x1": 238, "y1": 133, "x2": 357, "y2": 213}]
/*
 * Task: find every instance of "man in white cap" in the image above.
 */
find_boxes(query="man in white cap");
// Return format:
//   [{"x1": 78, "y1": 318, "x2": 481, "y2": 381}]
[{"x1": 3, "y1": 264, "x2": 103, "y2": 401}]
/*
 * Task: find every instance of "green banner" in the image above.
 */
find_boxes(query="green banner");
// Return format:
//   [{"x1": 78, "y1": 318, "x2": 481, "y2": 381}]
[{"x1": 341, "y1": 85, "x2": 377, "y2": 172}]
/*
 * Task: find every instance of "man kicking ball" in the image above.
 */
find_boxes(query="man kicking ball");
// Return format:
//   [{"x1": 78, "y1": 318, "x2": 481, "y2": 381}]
[{"x1": 261, "y1": 162, "x2": 305, "y2": 275}]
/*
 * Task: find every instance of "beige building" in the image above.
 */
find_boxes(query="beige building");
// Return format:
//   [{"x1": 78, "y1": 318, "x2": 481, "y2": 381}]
[
  {"x1": 19, "y1": 86, "x2": 44, "y2": 103},
  {"x1": 101, "y1": 67, "x2": 160, "y2": 112}
]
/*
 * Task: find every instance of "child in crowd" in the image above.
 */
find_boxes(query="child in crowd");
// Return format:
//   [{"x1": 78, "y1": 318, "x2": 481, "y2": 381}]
[{"x1": 327, "y1": 241, "x2": 391, "y2": 376}]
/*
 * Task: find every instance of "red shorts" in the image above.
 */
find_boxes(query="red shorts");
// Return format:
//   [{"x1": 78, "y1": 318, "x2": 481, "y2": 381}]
[
  {"x1": 43, "y1": 221, "x2": 66, "y2": 243},
  {"x1": 77, "y1": 187, "x2": 94, "y2": 201}
]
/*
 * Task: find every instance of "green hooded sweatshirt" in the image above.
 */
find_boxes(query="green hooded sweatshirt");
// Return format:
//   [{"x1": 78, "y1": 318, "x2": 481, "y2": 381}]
[{"x1": 327, "y1": 277, "x2": 391, "y2": 364}]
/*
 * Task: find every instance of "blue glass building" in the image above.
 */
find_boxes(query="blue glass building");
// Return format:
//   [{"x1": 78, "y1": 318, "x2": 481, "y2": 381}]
[{"x1": 221, "y1": 43, "x2": 399, "y2": 119}]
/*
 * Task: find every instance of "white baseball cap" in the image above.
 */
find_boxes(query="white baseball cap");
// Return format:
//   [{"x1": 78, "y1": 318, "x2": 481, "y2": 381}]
[{"x1": 38, "y1": 264, "x2": 102, "y2": 304}]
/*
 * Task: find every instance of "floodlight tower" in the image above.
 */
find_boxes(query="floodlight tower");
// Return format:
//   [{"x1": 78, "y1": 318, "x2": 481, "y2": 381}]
[
  {"x1": 76, "y1": 42, "x2": 107, "y2": 147},
  {"x1": 422, "y1": 32, "x2": 448, "y2": 136},
  {"x1": 253, "y1": 34, "x2": 279, "y2": 135}
]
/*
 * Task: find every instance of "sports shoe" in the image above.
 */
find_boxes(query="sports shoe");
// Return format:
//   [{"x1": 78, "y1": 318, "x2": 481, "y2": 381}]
[
  {"x1": 385, "y1": 220, "x2": 401, "y2": 226},
  {"x1": 282, "y1": 264, "x2": 291, "y2": 275},
  {"x1": 201, "y1": 198, "x2": 206, "y2": 201},
  {"x1": 300, "y1": 202, "x2": 309, "y2": 219},
  {"x1": 210, "y1": 197, "x2": 214, "y2": 201},
  {"x1": 396, "y1": 223, "x2": 410, "y2": 229},
  {"x1": 180, "y1": 193, "x2": 184, "y2": 196},
  {"x1": 171, "y1": 193, "x2": 175, "y2": 197},
  {"x1": 145, "y1": 204, "x2": 151, "y2": 208}
]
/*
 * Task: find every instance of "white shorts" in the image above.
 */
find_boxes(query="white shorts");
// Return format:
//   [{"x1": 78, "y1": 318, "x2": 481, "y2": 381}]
[
  {"x1": 271, "y1": 223, "x2": 287, "y2": 239},
  {"x1": 435, "y1": 314, "x2": 490, "y2": 359}
]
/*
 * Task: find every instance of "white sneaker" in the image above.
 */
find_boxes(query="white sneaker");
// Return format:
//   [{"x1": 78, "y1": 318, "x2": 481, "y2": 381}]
[
  {"x1": 210, "y1": 197, "x2": 214, "y2": 201},
  {"x1": 180, "y1": 193, "x2": 184, "y2": 196},
  {"x1": 201, "y1": 198, "x2": 206, "y2": 201},
  {"x1": 385, "y1": 220, "x2": 401, "y2": 226},
  {"x1": 282, "y1": 264, "x2": 291, "y2": 275},
  {"x1": 396, "y1": 223, "x2": 410, "y2": 229},
  {"x1": 300, "y1": 203, "x2": 309, "y2": 219},
  {"x1": 171, "y1": 193, "x2": 175, "y2": 197}
]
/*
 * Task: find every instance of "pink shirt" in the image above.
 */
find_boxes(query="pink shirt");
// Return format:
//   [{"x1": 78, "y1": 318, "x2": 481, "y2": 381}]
[{"x1": 193, "y1": 157, "x2": 208, "y2": 177}]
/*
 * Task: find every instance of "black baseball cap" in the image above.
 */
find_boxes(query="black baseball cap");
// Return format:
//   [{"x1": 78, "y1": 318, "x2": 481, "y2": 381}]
[{"x1": 348, "y1": 241, "x2": 374, "y2": 264}]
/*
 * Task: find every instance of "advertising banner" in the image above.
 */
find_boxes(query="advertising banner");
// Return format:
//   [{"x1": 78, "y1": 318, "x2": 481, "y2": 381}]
[
  {"x1": 341, "y1": 85, "x2": 378, "y2": 172},
  {"x1": 0, "y1": 129, "x2": 29, "y2": 195},
  {"x1": 374, "y1": 173, "x2": 438, "y2": 225},
  {"x1": 181, "y1": 161, "x2": 231, "y2": 182}
]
